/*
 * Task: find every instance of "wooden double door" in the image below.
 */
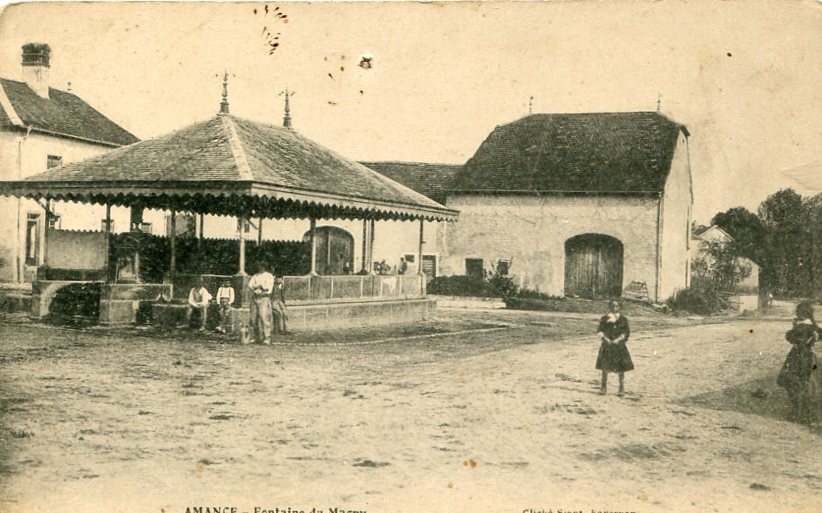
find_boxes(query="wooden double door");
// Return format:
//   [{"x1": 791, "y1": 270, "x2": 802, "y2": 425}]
[{"x1": 564, "y1": 233, "x2": 624, "y2": 299}]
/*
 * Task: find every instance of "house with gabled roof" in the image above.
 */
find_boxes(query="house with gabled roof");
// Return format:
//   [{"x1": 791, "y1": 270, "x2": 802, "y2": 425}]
[
  {"x1": 0, "y1": 43, "x2": 138, "y2": 282},
  {"x1": 367, "y1": 111, "x2": 693, "y2": 302}
]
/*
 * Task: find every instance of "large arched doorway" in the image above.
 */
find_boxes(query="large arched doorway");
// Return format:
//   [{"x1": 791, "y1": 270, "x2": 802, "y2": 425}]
[
  {"x1": 302, "y1": 226, "x2": 355, "y2": 275},
  {"x1": 564, "y1": 234, "x2": 624, "y2": 299}
]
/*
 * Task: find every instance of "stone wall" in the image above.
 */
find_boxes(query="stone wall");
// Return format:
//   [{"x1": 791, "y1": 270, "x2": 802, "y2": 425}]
[
  {"x1": 658, "y1": 132, "x2": 693, "y2": 301},
  {"x1": 440, "y1": 194, "x2": 660, "y2": 298}
]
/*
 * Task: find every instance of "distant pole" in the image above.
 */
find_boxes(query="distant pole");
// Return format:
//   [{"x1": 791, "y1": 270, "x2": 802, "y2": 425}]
[
  {"x1": 529, "y1": 96, "x2": 534, "y2": 115},
  {"x1": 657, "y1": 92, "x2": 662, "y2": 112}
]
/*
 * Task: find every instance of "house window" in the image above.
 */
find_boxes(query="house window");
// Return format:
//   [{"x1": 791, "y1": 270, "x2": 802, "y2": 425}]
[
  {"x1": 47, "y1": 155, "x2": 63, "y2": 168},
  {"x1": 422, "y1": 255, "x2": 437, "y2": 279},
  {"x1": 25, "y1": 213, "x2": 40, "y2": 265},
  {"x1": 496, "y1": 259, "x2": 510, "y2": 276},
  {"x1": 404, "y1": 254, "x2": 416, "y2": 264},
  {"x1": 465, "y1": 258, "x2": 484, "y2": 280}
]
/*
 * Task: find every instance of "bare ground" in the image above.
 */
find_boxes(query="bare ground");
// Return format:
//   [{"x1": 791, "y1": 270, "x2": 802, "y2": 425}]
[{"x1": 0, "y1": 308, "x2": 819, "y2": 513}]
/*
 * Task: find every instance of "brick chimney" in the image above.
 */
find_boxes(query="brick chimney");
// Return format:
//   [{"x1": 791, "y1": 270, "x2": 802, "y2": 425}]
[{"x1": 21, "y1": 43, "x2": 51, "y2": 98}]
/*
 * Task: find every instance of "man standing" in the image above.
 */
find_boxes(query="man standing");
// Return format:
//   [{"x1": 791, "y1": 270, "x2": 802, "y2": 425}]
[
  {"x1": 248, "y1": 263, "x2": 274, "y2": 344},
  {"x1": 186, "y1": 277, "x2": 212, "y2": 331},
  {"x1": 272, "y1": 274, "x2": 289, "y2": 335}
]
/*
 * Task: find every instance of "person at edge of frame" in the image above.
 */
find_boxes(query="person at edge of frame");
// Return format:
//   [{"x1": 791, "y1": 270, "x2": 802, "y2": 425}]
[
  {"x1": 595, "y1": 298, "x2": 634, "y2": 396},
  {"x1": 777, "y1": 300, "x2": 821, "y2": 424},
  {"x1": 248, "y1": 263, "x2": 275, "y2": 345}
]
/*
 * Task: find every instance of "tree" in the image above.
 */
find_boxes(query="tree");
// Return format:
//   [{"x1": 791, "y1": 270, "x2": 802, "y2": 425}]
[
  {"x1": 758, "y1": 189, "x2": 805, "y2": 296},
  {"x1": 800, "y1": 193, "x2": 822, "y2": 299},
  {"x1": 710, "y1": 207, "x2": 769, "y2": 264}
]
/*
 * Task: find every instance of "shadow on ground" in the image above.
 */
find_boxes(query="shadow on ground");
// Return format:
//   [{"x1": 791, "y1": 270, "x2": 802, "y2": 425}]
[{"x1": 680, "y1": 375, "x2": 821, "y2": 435}]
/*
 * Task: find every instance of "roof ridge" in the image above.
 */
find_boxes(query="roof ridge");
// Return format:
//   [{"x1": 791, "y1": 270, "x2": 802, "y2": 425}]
[
  {"x1": 221, "y1": 115, "x2": 254, "y2": 181},
  {"x1": 0, "y1": 80, "x2": 23, "y2": 126},
  {"x1": 361, "y1": 160, "x2": 463, "y2": 167}
]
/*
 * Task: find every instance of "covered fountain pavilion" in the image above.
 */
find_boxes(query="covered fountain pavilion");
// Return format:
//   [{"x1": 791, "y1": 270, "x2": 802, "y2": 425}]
[{"x1": 0, "y1": 111, "x2": 458, "y2": 330}]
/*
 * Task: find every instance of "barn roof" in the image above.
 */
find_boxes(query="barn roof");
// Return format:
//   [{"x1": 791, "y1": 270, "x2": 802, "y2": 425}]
[
  {"x1": 361, "y1": 161, "x2": 462, "y2": 203},
  {"x1": 0, "y1": 113, "x2": 457, "y2": 222},
  {"x1": 452, "y1": 111, "x2": 688, "y2": 195},
  {"x1": 0, "y1": 78, "x2": 138, "y2": 147}
]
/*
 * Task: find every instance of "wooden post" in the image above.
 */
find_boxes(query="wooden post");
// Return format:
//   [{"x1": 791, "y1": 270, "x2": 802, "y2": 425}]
[
  {"x1": 309, "y1": 217, "x2": 318, "y2": 275},
  {"x1": 361, "y1": 219, "x2": 368, "y2": 273},
  {"x1": 103, "y1": 204, "x2": 111, "y2": 282},
  {"x1": 41, "y1": 201, "x2": 50, "y2": 267},
  {"x1": 257, "y1": 215, "x2": 263, "y2": 245},
  {"x1": 418, "y1": 220, "x2": 425, "y2": 274},
  {"x1": 418, "y1": 219, "x2": 425, "y2": 295},
  {"x1": 199, "y1": 213, "x2": 204, "y2": 240},
  {"x1": 238, "y1": 216, "x2": 246, "y2": 275},
  {"x1": 368, "y1": 218, "x2": 376, "y2": 274},
  {"x1": 169, "y1": 209, "x2": 177, "y2": 280}
]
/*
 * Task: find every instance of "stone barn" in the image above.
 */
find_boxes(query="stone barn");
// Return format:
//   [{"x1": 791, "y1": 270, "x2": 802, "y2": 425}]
[{"x1": 369, "y1": 111, "x2": 693, "y2": 302}]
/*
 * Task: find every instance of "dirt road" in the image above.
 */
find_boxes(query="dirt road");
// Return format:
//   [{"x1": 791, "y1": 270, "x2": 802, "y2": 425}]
[{"x1": 0, "y1": 309, "x2": 819, "y2": 513}]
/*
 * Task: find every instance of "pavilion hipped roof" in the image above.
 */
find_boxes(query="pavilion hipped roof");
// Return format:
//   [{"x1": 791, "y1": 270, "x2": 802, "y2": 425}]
[{"x1": 0, "y1": 114, "x2": 458, "y2": 222}]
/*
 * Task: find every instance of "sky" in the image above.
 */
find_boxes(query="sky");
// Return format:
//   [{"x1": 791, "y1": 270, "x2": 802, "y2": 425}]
[{"x1": 0, "y1": 0, "x2": 820, "y2": 222}]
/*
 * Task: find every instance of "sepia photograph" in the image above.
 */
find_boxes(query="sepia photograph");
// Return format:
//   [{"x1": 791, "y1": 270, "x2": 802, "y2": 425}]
[{"x1": 0, "y1": 1, "x2": 820, "y2": 512}]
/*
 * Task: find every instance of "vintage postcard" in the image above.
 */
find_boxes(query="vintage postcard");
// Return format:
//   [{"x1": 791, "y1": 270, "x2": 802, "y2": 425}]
[{"x1": 0, "y1": 1, "x2": 820, "y2": 512}]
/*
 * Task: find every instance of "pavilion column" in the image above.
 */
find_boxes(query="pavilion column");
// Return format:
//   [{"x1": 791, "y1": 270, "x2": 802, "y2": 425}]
[
  {"x1": 361, "y1": 220, "x2": 368, "y2": 273},
  {"x1": 169, "y1": 209, "x2": 177, "y2": 281},
  {"x1": 418, "y1": 220, "x2": 425, "y2": 274},
  {"x1": 368, "y1": 219, "x2": 376, "y2": 274},
  {"x1": 309, "y1": 217, "x2": 318, "y2": 275},
  {"x1": 41, "y1": 201, "x2": 50, "y2": 269},
  {"x1": 237, "y1": 216, "x2": 246, "y2": 275},
  {"x1": 103, "y1": 204, "x2": 111, "y2": 282},
  {"x1": 257, "y1": 215, "x2": 264, "y2": 245},
  {"x1": 418, "y1": 219, "x2": 425, "y2": 296}
]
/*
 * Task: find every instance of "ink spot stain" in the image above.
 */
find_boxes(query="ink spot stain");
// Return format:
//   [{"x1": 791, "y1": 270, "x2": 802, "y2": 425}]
[
  {"x1": 328, "y1": 101, "x2": 337, "y2": 106},
  {"x1": 727, "y1": 52, "x2": 732, "y2": 57},
  {"x1": 328, "y1": 73, "x2": 334, "y2": 80},
  {"x1": 359, "y1": 90, "x2": 364, "y2": 95},
  {"x1": 359, "y1": 56, "x2": 373, "y2": 69},
  {"x1": 749, "y1": 329, "x2": 754, "y2": 334},
  {"x1": 463, "y1": 459, "x2": 477, "y2": 468},
  {"x1": 253, "y1": 8, "x2": 257, "y2": 15},
  {"x1": 447, "y1": 482, "x2": 454, "y2": 488},
  {"x1": 324, "y1": 56, "x2": 328, "y2": 62}
]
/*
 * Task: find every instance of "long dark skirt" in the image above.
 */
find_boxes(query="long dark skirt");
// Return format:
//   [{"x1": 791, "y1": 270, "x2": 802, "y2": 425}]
[{"x1": 595, "y1": 341, "x2": 634, "y2": 373}]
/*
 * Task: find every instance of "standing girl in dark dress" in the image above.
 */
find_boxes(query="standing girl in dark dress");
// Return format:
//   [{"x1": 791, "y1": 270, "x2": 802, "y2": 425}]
[
  {"x1": 777, "y1": 301, "x2": 821, "y2": 423},
  {"x1": 596, "y1": 299, "x2": 634, "y2": 396}
]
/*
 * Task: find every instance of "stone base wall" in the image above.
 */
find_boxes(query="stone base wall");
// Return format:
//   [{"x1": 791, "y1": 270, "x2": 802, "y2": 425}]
[{"x1": 152, "y1": 298, "x2": 434, "y2": 334}]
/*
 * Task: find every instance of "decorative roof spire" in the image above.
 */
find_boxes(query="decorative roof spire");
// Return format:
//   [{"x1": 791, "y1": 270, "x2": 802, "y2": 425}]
[
  {"x1": 279, "y1": 88, "x2": 295, "y2": 128},
  {"x1": 656, "y1": 92, "x2": 662, "y2": 112},
  {"x1": 529, "y1": 96, "x2": 534, "y2": 115},
  {"x1": 220, "y1": 70, "x2": 230, "y2": 114}
]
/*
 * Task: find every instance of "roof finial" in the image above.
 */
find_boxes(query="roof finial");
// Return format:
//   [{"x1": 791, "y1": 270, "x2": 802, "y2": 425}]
[
  {"x1": 67, "y1": 81, "x2": 72, "y2": 92},
  {"x1": 220, "y1": 70, "x2": 230, "y2": 114},
  {"x1": 656, "y1": 92, "x2": 661, "y2": 112},
  {"x1": 529, "y1": 96, "x2": 534, "y2": 115},
  {"x1": 279, "y1": 88, "x2": 295, "y2": 128}
]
